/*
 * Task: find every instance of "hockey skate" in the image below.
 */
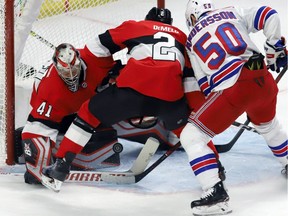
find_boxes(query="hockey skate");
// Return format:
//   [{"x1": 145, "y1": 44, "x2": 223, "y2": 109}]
[
  {"x1": 191, "y1": 181, "x2": 232, "y2": 216},
  {"x1": 41, "y1": 152, "x2": 75, "y2": 192},
  {"x1": 24, "y1": 171, "x2": 41, "y2": 185}
]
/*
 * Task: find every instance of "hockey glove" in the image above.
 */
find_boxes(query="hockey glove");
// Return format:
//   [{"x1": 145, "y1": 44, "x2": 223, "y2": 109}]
[
  {"x1": 264, "y1": 37, "x2": 287, "y2": 72},
  {"x1": 97, "y1": 60, "x2": 125, "y2": 92},
  {"x1": 108, "y1": 59, "x2": 125, "y2": 79}
]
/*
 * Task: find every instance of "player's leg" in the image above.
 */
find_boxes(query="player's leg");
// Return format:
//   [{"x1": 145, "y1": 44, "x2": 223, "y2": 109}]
[
  {"x1": 42, "y1": 86, "x2": 148, "y2": 183},
  {"x1": 159, "y1": 96, "x2": 225, "y2": 180},
  {"x1": 180, "y1": 67, "x2": 284, "y2": 214},
  {"x1": 247, "y1": 72, "x2": 287, "y2": 177},
  {"x1": 22, "y1": 136, "x2": 53, "y2": 184},
  {"x1": 179, "y1": 88, "x2": 250, "y2": 215},
  {"x1": 56, "y1": 114, "x2": 122, "y2": 169},
  {"x1": 55, "y1": 126, "x2": 122, "y2": 170}
]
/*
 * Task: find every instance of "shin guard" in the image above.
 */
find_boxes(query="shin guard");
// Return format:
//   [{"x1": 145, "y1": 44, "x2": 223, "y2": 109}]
[{"x1": 22, "y1": 137, "x2": 53, "y2": 183}]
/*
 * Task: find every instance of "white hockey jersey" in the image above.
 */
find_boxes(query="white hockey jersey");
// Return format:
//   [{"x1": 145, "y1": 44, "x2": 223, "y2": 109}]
[{"x1": 186, "y1": 6, "x2": 281, "y2": 96}]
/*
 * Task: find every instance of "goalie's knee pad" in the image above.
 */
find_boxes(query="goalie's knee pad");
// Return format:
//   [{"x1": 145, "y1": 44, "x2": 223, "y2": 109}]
[
  {"x1": 113, "y1": 119, "x2": 176, "y2": 150},
  {"x1": 22, "y1": 137, "x2": 53, "y2": 184}
]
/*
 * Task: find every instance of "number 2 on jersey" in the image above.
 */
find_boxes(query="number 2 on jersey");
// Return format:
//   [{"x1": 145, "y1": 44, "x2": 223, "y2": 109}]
[{"x1": 152, "y1": 32, "x2": 176, "y2": 61}]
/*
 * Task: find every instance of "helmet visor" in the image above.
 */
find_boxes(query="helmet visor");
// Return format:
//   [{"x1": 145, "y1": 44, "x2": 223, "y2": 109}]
[{"x1": 57, "y1": 60, "x2": 81, "y2": 90}]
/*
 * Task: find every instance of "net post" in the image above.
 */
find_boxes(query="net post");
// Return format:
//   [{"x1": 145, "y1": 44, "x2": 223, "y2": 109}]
[{"x1": 5, "y1": 0, "x2": 15, "y2": 165}]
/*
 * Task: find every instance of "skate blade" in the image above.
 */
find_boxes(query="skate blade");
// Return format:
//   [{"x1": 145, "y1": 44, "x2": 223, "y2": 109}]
[
  {"x1": 41, "y1": 174, "x2": 63, "y2": 193},
  {"x1": 192, "y1": 201, "x2": 232, "y2": 216}
]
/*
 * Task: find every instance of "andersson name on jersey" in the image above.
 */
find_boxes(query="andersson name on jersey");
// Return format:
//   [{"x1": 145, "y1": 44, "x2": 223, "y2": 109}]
[{"x1": 186, "y1": 11, "x2": 237, "y2": 51}]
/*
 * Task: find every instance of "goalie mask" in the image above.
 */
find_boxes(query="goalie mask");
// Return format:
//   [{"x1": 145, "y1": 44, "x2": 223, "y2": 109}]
[
  {"x1": 185, "y1": 0, "x2": 215, "y2": 30},
  {"x1": 53, "y1": 43, "x2": 81, "y2": 92},
  {"x1": 145, "y1": 7, "x2": 173, "y2": 25}
]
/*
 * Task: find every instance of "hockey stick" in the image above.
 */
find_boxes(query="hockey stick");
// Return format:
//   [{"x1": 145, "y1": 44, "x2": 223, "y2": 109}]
[
  {"x1": 41, "y1": 137, "x2": 159, "y2": 191},
  {"x1": 101, "y1": 141, "x2": 182, "y2": 184},
  {"x1": 232, "y1": 121, "x2": 258, "y2": 134},
  {"x1": 0, "y1": 137, "x2": 159, "y2": 190},
  {"x1": 30, "y1": 30, "x2": 55, "y2": 49},
  {"x1": 215, "y1": 65, "x2": 287, "y2": 153}
]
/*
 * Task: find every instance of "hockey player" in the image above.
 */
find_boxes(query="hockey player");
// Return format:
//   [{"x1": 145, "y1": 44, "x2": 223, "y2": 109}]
[
  {"x1": 181, "y1": 0, "x2": 288, "y2": 215},
  {"x1": 21, "y1": 43, "x2": 120, "y2": 184},
  {"x1": 41, "y1": 7, "x2": 222, "y2": 191}
]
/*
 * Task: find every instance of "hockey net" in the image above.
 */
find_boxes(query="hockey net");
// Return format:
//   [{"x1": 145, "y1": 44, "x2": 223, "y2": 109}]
[{"x1": 0, "y1": 0, "x2": 165, "y2": 165}]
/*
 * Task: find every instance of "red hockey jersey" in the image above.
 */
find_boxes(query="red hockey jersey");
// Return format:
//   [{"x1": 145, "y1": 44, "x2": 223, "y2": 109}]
[
  {"x1": 22, "y1": 46, "x2": 113, "y2": 141},
  {"x1": 87, "y1": 20, "x2": 190, "y2": 101}
]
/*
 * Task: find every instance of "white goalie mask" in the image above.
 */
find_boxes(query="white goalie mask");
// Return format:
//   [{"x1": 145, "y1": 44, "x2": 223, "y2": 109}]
[
  {"x1": 53, "y1": 43, "x2": 81, "y2": 92},
  {"x1": 185, "y1": 0, "x2": 215, "y2": 31}
]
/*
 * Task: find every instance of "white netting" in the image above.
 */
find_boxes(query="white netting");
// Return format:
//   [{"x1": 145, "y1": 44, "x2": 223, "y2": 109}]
[{"x1": 0, "y1": 0, "x2": 157, "y2": 165}]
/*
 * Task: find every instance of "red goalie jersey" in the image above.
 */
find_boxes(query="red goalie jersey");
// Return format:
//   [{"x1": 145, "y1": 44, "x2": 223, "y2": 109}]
[{"x1": 21, "y1": 46, "x2": 114, "y2": 142}]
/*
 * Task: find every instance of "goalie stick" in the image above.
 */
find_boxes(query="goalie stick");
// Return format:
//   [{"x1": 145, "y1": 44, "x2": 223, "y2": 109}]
[
  {"x1": 40, "y1": 137, "x2": 159, "y2": 192},
  {"x1": 0, "y1": 137, "x2": 159, "y2": 184},
  {"x1": 215, "y1": 65, "x2": 287, "y2": 153},
  {"x1": 101, "y1": 141, "x2": 182, "y2": 184}
]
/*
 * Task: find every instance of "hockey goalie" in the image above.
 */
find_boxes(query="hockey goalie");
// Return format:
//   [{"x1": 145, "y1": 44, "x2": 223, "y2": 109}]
[{"x1": 16, "y1": 43, "x2": 180, "y2": 184}]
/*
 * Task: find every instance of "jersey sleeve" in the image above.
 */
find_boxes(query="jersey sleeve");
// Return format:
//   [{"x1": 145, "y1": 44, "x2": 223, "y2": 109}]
[
  {"x1": 22, "y1": 83, "x2": 63, "y2": 142},
  {"x1": 235, "y1": 6, "x2": 281, "y2": 44},
  {"x1": 22, "y1": 68, "x2": 69, "y2": 142},
  {"x1": 86, "y1": 20, "x2": 137, "y2": 57}
]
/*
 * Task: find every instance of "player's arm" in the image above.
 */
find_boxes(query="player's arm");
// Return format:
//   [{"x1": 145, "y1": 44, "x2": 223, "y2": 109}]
[
  {"x1": 85, "y1": 20, "x2": 134, "y2": 58},
  {"x1": 21, "y1": 63, "x2": 64, "y2": 147},
  {"x1": 237, "y1": 6, "x2": 287, "y2": 72}
]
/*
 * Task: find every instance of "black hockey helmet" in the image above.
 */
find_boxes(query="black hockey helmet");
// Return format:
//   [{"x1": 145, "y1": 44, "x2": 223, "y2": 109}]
[{"x1": 145, "y1": 7, "x2": 173, "y2": 25}]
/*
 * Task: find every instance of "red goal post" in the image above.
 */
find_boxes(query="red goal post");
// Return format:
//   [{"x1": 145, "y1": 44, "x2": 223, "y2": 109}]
[
  {"x1": 0, "y1": 0, "x2": 15, "y2": 165},
  {"x1": 0, "y1": 0, "x2": 166, "y2": 165}
]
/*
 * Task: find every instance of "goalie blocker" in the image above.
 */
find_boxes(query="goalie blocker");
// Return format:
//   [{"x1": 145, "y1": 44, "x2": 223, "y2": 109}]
[{"x1": 17, "y1": 127, "x2": 122, "y2": 184}]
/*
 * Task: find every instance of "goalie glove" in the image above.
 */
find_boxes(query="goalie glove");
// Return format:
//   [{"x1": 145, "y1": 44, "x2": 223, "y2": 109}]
[{"x1": 264, "y1": 37, "x2": 288, "y2": 72}]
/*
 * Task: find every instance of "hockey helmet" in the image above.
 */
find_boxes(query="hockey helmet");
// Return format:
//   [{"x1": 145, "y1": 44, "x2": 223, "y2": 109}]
[
  {"x1": 145, "y1": 7, "x2": 173, "y2": 25},
  {"x1": 53, "y1": 43, "x2": 81, "y2": 92},
  {"x1": 185, "y1": 0, "x2": 215, "y2": 30}
]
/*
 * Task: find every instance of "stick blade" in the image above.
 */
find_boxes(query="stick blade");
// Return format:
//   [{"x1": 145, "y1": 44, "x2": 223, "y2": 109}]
[
  {"x1": 101, "y1": 173, "x2": 136, "y2": 184},
  {"x1": 101, "y1": 137, "x2": 160, "y2": 184},
  {"x1": 130, "y1": 137, "x2": 159, "y2": 174}
]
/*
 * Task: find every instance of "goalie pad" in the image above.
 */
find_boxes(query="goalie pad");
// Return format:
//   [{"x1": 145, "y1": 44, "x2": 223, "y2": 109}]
[
  {"x1": 16, "y1": 127, "x2": 122, "y2": 170},
  {"x1": 113, "y1": 118, "x2": 179, "y2": 150},
  {"x1": 22, "y1": 136, "x2": 53, "y2": 183},
  {"x1": 54, "y1": 128, "x2": 122, "y2": 170}
]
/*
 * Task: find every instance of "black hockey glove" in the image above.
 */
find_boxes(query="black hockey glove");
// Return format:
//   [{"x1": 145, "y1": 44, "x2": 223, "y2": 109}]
[
  {"x1": 108, "y1": 59, "x2": 125, "y2": 79},
  {"x1": 244, "y1": 52, "x2": 265, "y2": 70},
  {"x1": 97, "y1": 60, "x2": 125, "y2": 92}
]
